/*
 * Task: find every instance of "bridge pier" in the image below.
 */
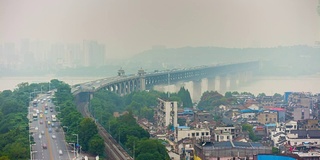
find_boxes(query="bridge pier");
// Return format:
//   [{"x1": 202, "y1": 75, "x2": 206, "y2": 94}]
[
  {"x1": 229, "y1": 74, "x2": 238, "y2": 91},
  {"x1": 193, "y1": 80, "x2": 202, "y2": 102},
  {"x1": 219, "y1": 75, "x2": 227, "y2": 94},
  {"x1": 207, "y1": 77, "x2": 216, "y2": 91},
  {"x1": 238, "y1": 71, "x2": 253, "y2": 85}
]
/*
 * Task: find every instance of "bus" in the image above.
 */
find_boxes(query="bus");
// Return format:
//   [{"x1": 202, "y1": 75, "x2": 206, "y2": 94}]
[
  {"x1": 51, "y1": 115, "x2": 56, "y2": 122},
  {"x1": 33, "y1": 113, "x2": 38, "y2": 121}
]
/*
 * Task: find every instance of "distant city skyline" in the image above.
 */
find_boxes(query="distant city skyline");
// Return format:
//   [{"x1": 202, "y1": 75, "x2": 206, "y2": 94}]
[
  {"x1": 0, "y1": 39, "x2": 106, "y2": 70},
  {"x1": 1, "y1": 0, "x2": 320, "y2": 59}
]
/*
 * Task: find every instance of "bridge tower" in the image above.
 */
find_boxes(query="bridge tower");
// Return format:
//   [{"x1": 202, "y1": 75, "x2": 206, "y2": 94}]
[
  {"x1": 138, "y1": 68, "x2": 146, "y2": 91},
  {"x1": 118, "y1": 68, "x2": 125, "y2": 76}
]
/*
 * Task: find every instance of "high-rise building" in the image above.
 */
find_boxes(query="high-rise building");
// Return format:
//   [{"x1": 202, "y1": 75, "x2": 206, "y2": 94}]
[
  {"x1": 20, "y1": 39, "x2": 35, "y2": 68},
  {"x1": 83, "y1": 40, "x2": 106, "y2": 67},
  {"x1": 155, "y1": 98, "x2": 178, "y2": 132}
]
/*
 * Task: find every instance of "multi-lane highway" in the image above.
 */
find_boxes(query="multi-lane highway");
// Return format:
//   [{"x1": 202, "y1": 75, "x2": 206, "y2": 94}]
[{"x1": 29, "y1": 93, "x2": 73, "y2": 160}]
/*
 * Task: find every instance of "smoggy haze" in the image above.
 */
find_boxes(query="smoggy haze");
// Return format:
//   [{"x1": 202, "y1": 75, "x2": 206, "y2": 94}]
[{"x1": 1, "y1": 0, "x2": 319, "y2": 59}]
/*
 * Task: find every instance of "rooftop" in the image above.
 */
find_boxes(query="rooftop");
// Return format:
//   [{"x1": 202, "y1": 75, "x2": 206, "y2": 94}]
[{"x1": 201, "y1": 141, "x2": 265, "y2": 149}]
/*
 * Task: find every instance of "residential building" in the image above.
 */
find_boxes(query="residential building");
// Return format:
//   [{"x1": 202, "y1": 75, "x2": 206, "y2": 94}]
[
  {"x1": 293, "y1": 107, "x2": 311, "y2": 121},
  {"x1": 257, "y1": 111, "x2": 278, "y2": 125},
  {"x1": 213, "y1": 126, "x2": 241, "y2": 142},
  {"x1": 287, "y1": 130, "x2": 320, "y2": 146},
  {"x1": 193, "y1": 110, "x2": 213, "y2": 123},
  {"x1": 285, "y1": 121, "x2": 298, "y2": 133},
  {"x1": 240, "y1": 109, "x2": 258, "y2": 119},
  {"x1": 155, "y1": 98, "x2": 178, "y2": 131},
  {"x1": 175, "y1": 126, "x2": 210, "y2": 142},
  {"x1": 269, "y1": 107, "x2": 286, "y2": 122},
  {"x1": 194, "y1": 141, "x2": 272, "y2": 160}
]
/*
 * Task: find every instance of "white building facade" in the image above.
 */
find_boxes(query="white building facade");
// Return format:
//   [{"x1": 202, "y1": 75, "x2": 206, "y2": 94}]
[{"x1": 155, "y1": 98, "x2": 178, "y2": 129}]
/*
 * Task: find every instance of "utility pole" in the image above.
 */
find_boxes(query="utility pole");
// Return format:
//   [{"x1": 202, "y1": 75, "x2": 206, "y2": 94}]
[
  {"x1": 133, "y1": 141, "x2": 135, "y2": 160},
  {"x1": 168, "y1": 72, "x2": 170, "y2": 98}
]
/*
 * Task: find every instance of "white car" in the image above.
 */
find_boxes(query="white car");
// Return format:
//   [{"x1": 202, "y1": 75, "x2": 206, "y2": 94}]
[
  {"x1": 35, "y1": 127, "x2": 38, "y2": 130},
  {"x1": 52, "y1": 135, "x2": 56, "y2": 139}
]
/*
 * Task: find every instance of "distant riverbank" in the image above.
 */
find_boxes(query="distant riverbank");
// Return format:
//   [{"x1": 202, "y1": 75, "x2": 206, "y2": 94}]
[
  {"x1": 1, "y1": 75, "x2": 320, "y2": 96},
  {"x1": 236, "y1": 75, "x2": 320, "y2": 95},
  {"x1": 0, "y1": 76, "x2": 104, "y2": 91}
]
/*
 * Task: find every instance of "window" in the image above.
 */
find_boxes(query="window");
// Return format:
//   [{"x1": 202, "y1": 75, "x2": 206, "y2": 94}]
[
  {"x1": 196, "y1": 132, "x2": 199, "y2": 136},
  {"x1": 192, "y1": 133, "x2": 195, "y2": 137},
  {"x1": 206, "y1": 132, "x2": 209, "y2": 135},
  {"x1": 220, "y1": 136, "x2": 224, "y2": 139},
  {"x1": 227, "y1": 136, "x2": 229, "y2": 139},
  {"x1": 202, "y1": 132, "x2": 204, "y2": 136},
  {"x1": 274, "y1": 118, "x2": 276, "y2": 121}
]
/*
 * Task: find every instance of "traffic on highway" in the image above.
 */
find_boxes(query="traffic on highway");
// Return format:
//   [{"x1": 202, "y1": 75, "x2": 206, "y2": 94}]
[{"x1": 29, "y1": 92, "x2": 73, "y2": 160}]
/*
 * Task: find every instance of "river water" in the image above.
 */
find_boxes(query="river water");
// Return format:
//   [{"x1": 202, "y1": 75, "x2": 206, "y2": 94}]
[{"x1": 1, "y1": 75, "x2": 320, "y2": 96}]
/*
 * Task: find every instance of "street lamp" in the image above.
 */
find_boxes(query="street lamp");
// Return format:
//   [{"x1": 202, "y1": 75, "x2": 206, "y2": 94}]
[
  {"x1": 68, "y1": 143, "x2": 76, "y2": 158},
  {"x1": 72, "y1": 134, "x2": 79, "y2": 158},
  {"x1": 31, "y1": 150, "x2": 37, "y2": 160},
  {"x1": 30, "y1": 143, "x2": 36, "y2": 160},
  {"x1": 62, "y1": 126, "x2": 68, "y2": 132}
]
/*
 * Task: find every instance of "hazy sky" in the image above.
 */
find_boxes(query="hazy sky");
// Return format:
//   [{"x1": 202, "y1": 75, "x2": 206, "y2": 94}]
[{"x1": 1, "y1": 0, "x2": 319, "y2": 58}]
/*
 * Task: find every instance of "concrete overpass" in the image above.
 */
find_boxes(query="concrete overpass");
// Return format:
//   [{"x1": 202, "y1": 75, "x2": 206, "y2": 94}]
[{"x1": 73, "y1": 61, "x2": 259, "y2": 103}]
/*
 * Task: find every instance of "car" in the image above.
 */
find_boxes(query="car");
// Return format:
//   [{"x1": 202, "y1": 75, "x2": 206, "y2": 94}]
[
  {"x1": 42, "y1": 143, "x2": 47, "y2": 149},
  {"x1": 49, "y1": 128, "x2": 52, "y2": 133},
  {"x1": 44, "y1": 110, "x2": 48, "y2": 114},
  {"x1": 40, "y1": 113, "x2": 43, "y2": 118},
  {"x1": 50, "y1": 109, "x2": 53, "y2": 112},
  {"x1": 52, "y1": 135, "x2": 56, "y2": 139},
  {"x1": 35, "y1": 127, "x2": 38, "y2": 130},
  {"x1": 51, "y1": 123, "x2": 55, "y2": 127},
  {"x1": 48, "y1": 121, "x2": 51, "y2": 125},
  {"x1": 59, "y1": 150, "x2": 63, "y2": 155},
  {"x1": 40, "y1": 120, "x2": 43, "y2": 124},
  {"x1": 41, "y1": 131, "x2": 45, "y2": 135}
]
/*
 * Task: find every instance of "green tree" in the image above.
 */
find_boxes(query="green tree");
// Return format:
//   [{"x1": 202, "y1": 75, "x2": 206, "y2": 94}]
[
  {"x1": 177, "y1": 87, "x2": 193, "y2": 108},
  {"x1": 242, "y1": 124, "x2": 260, "y2": 142},
  {"x1": 273, "y1": 93, "x2": 282, "y2": 99},
  {"x1": 272, "y1": 147, "x2": 280, "y2": 154},
  {"x1": 178, "y1": 118, "x2": 186, "y2": 126},
  {"x1": 257, "y1": 93, "x2": 266, "y2": 97},
  {"x1": 225, "y1": 91, "x2": 233, "y2": 98},
  {"x1": 79, "y1": 118, "x2": 98, "y2": 151},
  {"x1": 135, "y1": 139, "x2": 170, "y2": 160},
  {"x1": 88, "y1": 135, "x2": 105, "y2": 155}
]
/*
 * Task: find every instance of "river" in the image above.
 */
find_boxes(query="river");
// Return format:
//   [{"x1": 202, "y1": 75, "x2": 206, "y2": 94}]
[{"x1": 1, "y1": 75, "x2": 320, "y2": 96}]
